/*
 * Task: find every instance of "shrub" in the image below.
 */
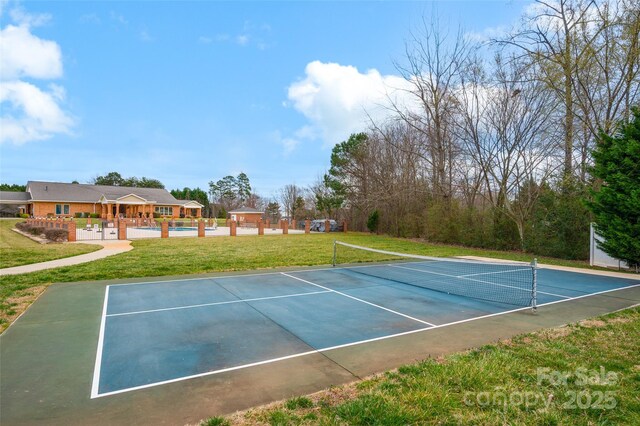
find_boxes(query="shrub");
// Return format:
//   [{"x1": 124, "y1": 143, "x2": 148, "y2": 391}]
[
  {"x1": 44, "y1": 228, "x2": 68, "y2": 242},
  {"x1": 89, "y1": 213, "x2": 100, "y2": 218},
  {"x1": 74, "y1": 212, "x2": 83, "y2": 218},
  {"x1": 200, "y1": 417, "x2": 230, "y2": 426},
  {"x1": 28, "y1": 226, "x2": 45, "y2": 236},
  {"x1": 17, "y1": 213, "x2": 29, "y2": 219},
  {"x1": 285, "y1": 396, "x2": 314, "y2": 410},
  {"x1": 153, "y1": 212, "x2": 161, "y2": 218},
  {"x1": 15, "y1": 222, "x2": 30, "y2": 231}
]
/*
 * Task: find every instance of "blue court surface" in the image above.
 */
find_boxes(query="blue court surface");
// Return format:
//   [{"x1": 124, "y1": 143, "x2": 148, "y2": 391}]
[{"x1": 91, "y1": 262, "x2": 640, "y2": 398}]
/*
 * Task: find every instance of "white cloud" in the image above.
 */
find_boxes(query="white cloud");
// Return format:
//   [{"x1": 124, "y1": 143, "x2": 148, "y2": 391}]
[
  {"x1": 0, "y1": 24, "x2": 62, "y2": 80},
  {"x1": 139, "y1": 27, "x2": 153, "y2": 42},
  {"x1": 79, "y1": 13, "x2": 101, "y2": 25},
  {"x1": 9, "y1": 5, "x2": 51, "y2": 27},
  {"x1": 0, "y1": 5, "x2": 74, "y2": 145},
  {"x1": 236, "y1": 34, "x2": 249, "y2": 45},
  {"x1": 465, "y1": 25, "x2": 509, "y2": 43},
  {"x1": 203, "y1": 22, "x2": 271, "y2": 49},
  {"x1": 110, "y1": 11, "x2": 128, "y2": 25},
  {"x1": 0, "y1": 81, "x2": 74, "y2": 144},
  {"x1": 281, "y1": 137, "x2": 299, "y2": 156},
  {"x1": 286, "y1": 61, "x2": 411, "y2": 148}
]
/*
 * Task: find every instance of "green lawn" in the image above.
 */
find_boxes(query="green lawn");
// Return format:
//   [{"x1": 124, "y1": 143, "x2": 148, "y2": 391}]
[
  {"x1": 0, "y1": 219, "x2": 101, "y2": 269},
  {"x1": 212, "y1": 307, "x2": 640, "y2": 426},
  {"x1": 0, "y1": 231, "x2": 601, "y2": 331}
]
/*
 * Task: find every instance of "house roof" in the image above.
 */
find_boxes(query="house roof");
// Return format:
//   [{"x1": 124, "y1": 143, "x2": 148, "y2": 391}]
[
  {"x1": 228, "y1": 206, "x2": 264, "y2": 214},
  {"x1": 175, "y1": 199, "x2": 205, "y2": 208},
  {"x1": 26, "y1": 181, "x2": 180, "y2": 205},
  {"x1": 0, "y1": 191, "x2": 31, "y2": 204}
]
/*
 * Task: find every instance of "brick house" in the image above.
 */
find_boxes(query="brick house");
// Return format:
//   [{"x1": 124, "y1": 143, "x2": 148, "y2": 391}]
[
  {"x1": 228, "y1": 206, "x2": 264, "y2": 224},
  {"x1": 0, "y1": 181, "x2": 203, "y2": 219}
]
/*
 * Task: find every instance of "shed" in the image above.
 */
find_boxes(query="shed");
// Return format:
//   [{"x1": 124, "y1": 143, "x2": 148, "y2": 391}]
[{"x1": 228, "y1": 207, "x2": 264, "y2": 224}]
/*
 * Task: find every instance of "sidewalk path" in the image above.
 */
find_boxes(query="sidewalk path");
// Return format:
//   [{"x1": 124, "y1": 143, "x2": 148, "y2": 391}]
[{"x1": 0, "y1": 240, "x2": 133, "y2": 276}]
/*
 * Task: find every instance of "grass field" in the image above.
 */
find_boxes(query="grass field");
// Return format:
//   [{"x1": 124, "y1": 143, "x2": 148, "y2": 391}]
[
  {"x1": 0, "y1": 219, "x2": 101, "y2": 269},
  {"x1": 2, "y1": 225, "x2": 638, "y2": 425},
  {"x1": 207, "y1": 306, "x2": 640, "y2": 426},
  {"x1": 0, "y1": 231, "x2": 601, "y2": 332}
]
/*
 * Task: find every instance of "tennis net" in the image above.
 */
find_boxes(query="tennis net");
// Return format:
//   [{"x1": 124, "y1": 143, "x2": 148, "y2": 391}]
[{"x1": 332, "y1": 241, "x2": 537, "y2": 308}]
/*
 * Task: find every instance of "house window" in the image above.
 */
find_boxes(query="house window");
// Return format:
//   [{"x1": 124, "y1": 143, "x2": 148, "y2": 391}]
[
  {"x1": 155, "y1": 206, "x2": 173, "y2": 216},
  {"x1": 55, "y1": 204, "x2": 70, "y2": 215}
]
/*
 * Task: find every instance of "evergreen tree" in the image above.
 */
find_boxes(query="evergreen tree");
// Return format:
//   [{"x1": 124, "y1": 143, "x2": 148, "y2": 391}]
[
  {"x1": 367, "y1": 210, "x2": 380, "y2": 234},
  {"x1": 587, "y1": 108, "x2": 640, "y2": 267}
]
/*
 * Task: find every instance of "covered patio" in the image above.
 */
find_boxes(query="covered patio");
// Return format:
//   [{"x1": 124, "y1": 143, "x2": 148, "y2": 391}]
[{"x1": 98, "y1": 195, "x2": 203, "y2": 220}]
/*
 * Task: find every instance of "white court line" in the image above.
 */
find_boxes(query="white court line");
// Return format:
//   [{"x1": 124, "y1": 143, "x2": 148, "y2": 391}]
[
  {"x1": 90, "y1": 286, "x2": 110, "y2": 399},
  {"x1": 458, "y1": 268, "x2": 530, "y2": 278},
  {"x1": 91, "y1": 282, "x2": 640, "y2": 398},
  {"x1": 104, "y1": 261, "x2": 460, "y2": 289},
  {"x1": 280, "y1": 272, "x2": 436, "y2": 327},
  {"x1": 391, "y1": 264, "x2": 571, "y2": 300},
  {"x1": 104, "y1": 259, "x2": 640, "y2": 290},
  {"x1": 106, "y1": 290, "x2": 332, "y2": 318}
]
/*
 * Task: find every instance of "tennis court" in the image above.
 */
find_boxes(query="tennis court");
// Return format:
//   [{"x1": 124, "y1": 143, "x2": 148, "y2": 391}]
[
  {"x1": 3, "y1": 244, "x2": 640, "y2": 425},
  {"x1": 91, "y1": 243, "x2": 640, "y2": 398}
]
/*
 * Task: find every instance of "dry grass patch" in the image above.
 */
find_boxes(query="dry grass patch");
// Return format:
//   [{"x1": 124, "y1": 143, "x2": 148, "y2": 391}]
[
  {"x1": 1, "y1": 285, "x2": 46, "y2": 326},
  {"x1": 535, "y1": 324, "x2": 574, "y2": 339},
  {"x1": 579, "y1": 319, "x2": 608, "y2": 328}
]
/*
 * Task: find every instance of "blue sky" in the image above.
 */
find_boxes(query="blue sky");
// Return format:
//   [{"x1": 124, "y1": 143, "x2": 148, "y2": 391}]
[{"x1": 0, "y1": 1, "x2": 531, "y2": 197}]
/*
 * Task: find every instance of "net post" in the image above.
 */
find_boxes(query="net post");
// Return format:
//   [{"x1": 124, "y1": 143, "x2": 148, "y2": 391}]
[
  {"x1": 531, "y1": 258, "x2": 538, "y2": 312},
  {"x1": 332, "y1": 240, "x2": 337, "y2": 267}
]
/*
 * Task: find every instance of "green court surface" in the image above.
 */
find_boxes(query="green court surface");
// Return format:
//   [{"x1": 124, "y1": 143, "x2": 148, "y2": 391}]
[{"x1": 1, "y1": 263, "x2": 639, "y2": 425}]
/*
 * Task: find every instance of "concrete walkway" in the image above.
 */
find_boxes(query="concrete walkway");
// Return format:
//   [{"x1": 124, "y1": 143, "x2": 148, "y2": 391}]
[{"x1": 0, "y1": 240, "x2": 133, "y2": 276}]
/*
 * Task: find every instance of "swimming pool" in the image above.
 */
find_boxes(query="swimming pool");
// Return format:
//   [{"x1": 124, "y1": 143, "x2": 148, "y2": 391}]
[{"x1": 134, "y1": 227, "x2": 217, "y2": 231}]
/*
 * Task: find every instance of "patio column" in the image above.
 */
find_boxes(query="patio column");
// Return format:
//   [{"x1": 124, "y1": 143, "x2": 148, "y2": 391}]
[
  {"x1": 118, "y1": 220, "x2": 127, "y2": 240},
  {"x1": 67, "y1": 221, "x2": 76, "y2": 242},
  {"x1": 107, "y1": 203, "x2": 113, "y2": 220}
]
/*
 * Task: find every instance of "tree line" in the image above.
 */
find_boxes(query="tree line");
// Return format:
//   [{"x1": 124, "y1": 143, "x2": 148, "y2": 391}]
[{"x1": 313, "y1": 0, "x2": 640, "y2": 260}]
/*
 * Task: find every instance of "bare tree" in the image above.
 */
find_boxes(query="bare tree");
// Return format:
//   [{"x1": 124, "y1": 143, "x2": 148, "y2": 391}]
[
  {"x1": 459, "y1": 55, "x2": 562, "y2": 247},
  {"x1": 571, "y1": 0, "x2": 640, "y2": 180},
  {"x1": 390, "y1": 17, "x2": 472, "y2": 207},
  {"x1": 495, "y1": 0, "x2": 599, "y2": 180},
  {"x1": 278, "y1": 184, "x2": 305, "y2": 220}
]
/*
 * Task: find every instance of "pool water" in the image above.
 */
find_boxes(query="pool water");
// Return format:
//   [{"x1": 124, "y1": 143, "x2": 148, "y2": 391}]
[{"x1": 134, "y1": 227, "x2": 216, "y2": 231}]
